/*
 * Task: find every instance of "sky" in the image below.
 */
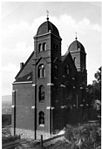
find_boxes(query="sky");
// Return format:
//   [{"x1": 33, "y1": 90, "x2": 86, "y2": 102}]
[{"x1": 1, "y1": 2, "x2": 102, "y2": 96}]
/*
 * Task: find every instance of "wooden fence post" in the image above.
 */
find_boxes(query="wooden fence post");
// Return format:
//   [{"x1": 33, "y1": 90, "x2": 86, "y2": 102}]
[{"x1": 40, "y1": 135, "x2": 43, "y2": 147}]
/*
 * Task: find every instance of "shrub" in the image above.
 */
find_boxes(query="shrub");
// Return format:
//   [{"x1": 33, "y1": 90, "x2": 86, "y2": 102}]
[{"x1": 64, "y1": 123, "x2": 101, "y2": 149}]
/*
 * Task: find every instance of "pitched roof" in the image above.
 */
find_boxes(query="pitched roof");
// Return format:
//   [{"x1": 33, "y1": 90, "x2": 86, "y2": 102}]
[
  {"x1": 61, "y1": 51, "x2": 72, "y2": 62},
  {"x1": 15, "y1": 72, "x2": 33, "y2": 82},
  {"x1": 15, "y1": 51, "x2": 34, "y2": 79},
  {"x1": 61, "y1": 51, "x2": 77, "y2": 71}
]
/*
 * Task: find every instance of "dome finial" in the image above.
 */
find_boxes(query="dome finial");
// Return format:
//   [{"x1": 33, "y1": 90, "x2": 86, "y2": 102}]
[
  {"x1": 46, "y1": 10, "x2": 49, "y2": 21},
  {"x1": 75, "y1": 32, "x2": 77, "y2": 40}
]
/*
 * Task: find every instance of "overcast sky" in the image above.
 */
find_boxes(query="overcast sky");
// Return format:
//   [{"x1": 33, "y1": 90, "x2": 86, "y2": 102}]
[{"x1": 1, "y1": 2, "x2": 102, "y2": 95}]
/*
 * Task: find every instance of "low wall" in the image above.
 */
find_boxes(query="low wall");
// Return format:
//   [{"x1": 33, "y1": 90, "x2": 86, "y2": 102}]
[
  {"x1": 11, "y1": 128, "x2": 34, "y2": 139},
  {"x1": 11, "y1": 127, "x2": 51, "y2": 140},
  {"x1": 43, "y1": 134, "x2": 64, "y2": 147}
]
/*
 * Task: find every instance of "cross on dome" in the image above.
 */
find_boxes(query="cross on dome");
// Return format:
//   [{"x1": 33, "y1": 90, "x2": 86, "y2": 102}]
[
  {"x1": 75, "y1": 32, "x2": 78, "y2": 40},
  {"x1": 46, "y1": 10, "x2": 49, "y2": 21}
]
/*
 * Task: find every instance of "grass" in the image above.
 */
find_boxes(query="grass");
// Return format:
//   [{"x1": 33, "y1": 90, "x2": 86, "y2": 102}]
[
  {"x1": 45, "y1": 122, "x2": 101, "y2": 149},
  {"x1": 2, "y1": 122, "x2": 101, "y2": 149}
]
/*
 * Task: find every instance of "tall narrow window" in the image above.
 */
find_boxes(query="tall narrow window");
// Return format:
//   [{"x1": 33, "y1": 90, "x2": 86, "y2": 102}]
[
  {"x1": 39, "y1": 85, "x2": 45, "y2": 101},
  {"x1": 39, "y1": 111, "x2": 45, "y2": 125},
  {"x1": 65, "y1": 64, "x2": 69, "y2": 75},
  {"x1": 38, "y1": 64, "x2": 45, "y2": 78},
  {"x1": 66, "y1": 65, "x2": 69, "y2": 75},
  {"x1": 74, "y1": 57, "x2": 76, "y2": 63},
  {"x1": 43, "y1": 43, "x2": 46, "y2": 51},
  {"x1": 54, "y1": 65, "x2": 58, "y2": 78},
  {"x1": 39, "y1": 43, "x2": 42, "y2": 52}
]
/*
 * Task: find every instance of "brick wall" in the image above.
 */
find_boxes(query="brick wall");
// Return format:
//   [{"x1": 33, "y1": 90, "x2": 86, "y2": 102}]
[{"x1": 12, "y1": 83, "x2": 35, "y2": 135}]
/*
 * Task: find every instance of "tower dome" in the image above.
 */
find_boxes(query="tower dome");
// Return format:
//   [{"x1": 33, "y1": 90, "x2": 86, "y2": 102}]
[
  {"x1": 68, "y1": 38, "x2": 85, "y2": 53},
  {"x1": 36, "y1": 20, "x2": 60, "y2": 37}
]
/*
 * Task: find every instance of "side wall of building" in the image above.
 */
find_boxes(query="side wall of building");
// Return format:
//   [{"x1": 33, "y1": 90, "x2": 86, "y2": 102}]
[{"x1": 12, "y1": 83, "x2": 35, "y2": 139}]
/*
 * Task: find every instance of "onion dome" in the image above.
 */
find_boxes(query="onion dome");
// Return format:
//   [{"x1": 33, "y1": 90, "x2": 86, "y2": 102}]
[
  {"x1": 36, "y1": 20, "x2": 60, "y2": 37},
  {"x1": 68, "y1": 37, "x2": 85, "y2": 53}
]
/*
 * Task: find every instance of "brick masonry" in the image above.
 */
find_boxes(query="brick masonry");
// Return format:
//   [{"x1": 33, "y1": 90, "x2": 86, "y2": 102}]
[{"x1": 12, "y1": 19, "x2": 87, "y2": 140}]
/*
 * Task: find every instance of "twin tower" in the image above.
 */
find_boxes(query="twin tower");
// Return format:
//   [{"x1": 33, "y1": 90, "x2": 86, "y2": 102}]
[{"x1": 12, "y1": 17, "x2": 87, "y2": 139}]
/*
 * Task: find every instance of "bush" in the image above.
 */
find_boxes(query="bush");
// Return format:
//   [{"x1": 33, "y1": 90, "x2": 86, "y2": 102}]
[
  {"x1": 64, "y1": 124, "x2": 101, "y2": 149},
  {"x1": 2, "y1": 125, "x2": 11, "y2": 137},
  {"x1": 2, "y1": 114, "x2": 11, "y2": 127}
]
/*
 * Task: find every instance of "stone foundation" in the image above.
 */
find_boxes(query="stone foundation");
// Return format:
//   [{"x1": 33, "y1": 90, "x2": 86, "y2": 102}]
[
  {"x1": 11, "y1": 127, "x2": 34, "y2": 140},
  {"x1": 36, "y1": 130, "x2": 51, "y2": 140},
  {"x1": 11, "y1": 127, "x2": 51, "y2": 140}
]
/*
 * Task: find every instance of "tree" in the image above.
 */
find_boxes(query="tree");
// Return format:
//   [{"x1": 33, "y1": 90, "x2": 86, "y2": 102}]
[
  {"x1": 94, "y1": 67, "x2": 101, "y2": 83},
  {"x1": 64, "y1": 124, "x2": 101, "y2": 149},
  {"x1": 86, "y1": 67, "x2": 101, "y2": 120}
]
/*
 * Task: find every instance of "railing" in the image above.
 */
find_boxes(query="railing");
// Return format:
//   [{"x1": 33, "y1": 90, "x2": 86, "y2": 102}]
[
  {"x1": 43, "y1": 134, "x2": 64, "y2": 147},
  {"x1": 2, "y1": 133, "x2": 65, "y2": 148},
  {"x1": 2, "y1": 135, "x2": 20, "y2": 149},
  {"x1": 2, "y1": 139, "x2": 20, "y2": 149},
  {"x1": 34, "y1": 133, "x2": 65, "y2": 148}
]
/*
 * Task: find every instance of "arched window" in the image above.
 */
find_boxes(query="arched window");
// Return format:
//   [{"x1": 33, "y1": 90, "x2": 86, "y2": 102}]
[
  {"x1": 38, "y1": 64, "x2": 45, "y2": 78},
  {"x1": 65, "y1": 64, "x2": 69, "y2": 75},
  {"x1": 43, "y1": 43, "x2": 46, "y2": 51},
  {"x1": 74, "y1": 57, "x2": 76, "y2": 63},
  {"x1": 39, "y1": 111, "x2": 45, "y2": 125},
  {"x1": 39, "y1": 43, "x2": 42, "y2": 52},
  {"x1": 54, "y1": 65, "x2": 58, "y2": 78},
  {"x1": 39, "y1": 85, "x2": 45, "y2": 101}
]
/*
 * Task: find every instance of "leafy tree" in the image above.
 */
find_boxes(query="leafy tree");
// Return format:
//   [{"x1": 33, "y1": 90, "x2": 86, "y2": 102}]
[
  {"x1": 86, "y1": 67, "x2": 101, "y2": 120},
  {"x1": 94, "y1": 67, "x2": 101, "y2": 83},
  {"x1": 93, "y1": 67, "x2": 101, "y2": 101},
  {"x1": 64, "y1": 124, "x2": 101, "y2": 149}
]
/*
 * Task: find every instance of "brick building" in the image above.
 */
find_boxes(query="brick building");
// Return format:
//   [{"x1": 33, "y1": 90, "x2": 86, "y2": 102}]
[{"x1": 12, "y1": 17, "x2": 87, "y2": 139}]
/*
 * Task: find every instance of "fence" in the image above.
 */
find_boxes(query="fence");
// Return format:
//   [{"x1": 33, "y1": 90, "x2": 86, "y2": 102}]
[
  {"x1": 2, "y1": 135, "x2": 20, "y2": 149},
  {"x1": 38, "y1": 133, "x2": 65, "y2": 148},
  {"x1": 2, "y1": 133, "x2": 65, "y2": 148},
  {"x1": 2, "y1": 139, "x2": 20, "y2": 149}
]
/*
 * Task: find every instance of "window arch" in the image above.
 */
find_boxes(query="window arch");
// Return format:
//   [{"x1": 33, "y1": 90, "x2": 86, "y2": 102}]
[
  {"x1": 39, "y1": 111, "x2": 45, "y2": 125},
  {"x1": 39, "y1": 43, "x2": 42, "y2": 52},
  {"x1": 39, "y1": 85, "x2": 45, "y2": 101},
  {"x1": 54, "y1": 65, "x2": 58, "y2": 78},
  {"x1": 65, "y1": 64, "x2": 69, "y2": 75},
  {"x1": 43, "y1": 43, "x2": 46, "y2": 51},
  {"x1": 38, "y1": 64, "x2": 45, "y2": 78},
  {"x1": 38, "y1": 43, "x2": 46, "y2": 52},
  {"x1": 73, "y1": 57, "x2": 76, "y2": 64}
]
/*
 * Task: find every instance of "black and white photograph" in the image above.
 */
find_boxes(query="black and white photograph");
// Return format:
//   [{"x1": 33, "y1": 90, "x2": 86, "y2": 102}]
[{"x1": 1, "y1": 1, "x2": 101, "y2": 149}]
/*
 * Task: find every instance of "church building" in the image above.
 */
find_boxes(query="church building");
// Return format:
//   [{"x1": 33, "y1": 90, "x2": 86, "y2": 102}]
[{"x1": 12, "y1": 16, "x2": 87, "y2": 139}]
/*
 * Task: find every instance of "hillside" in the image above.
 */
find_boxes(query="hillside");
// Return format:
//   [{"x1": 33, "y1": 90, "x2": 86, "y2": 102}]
[{"x1": 2, "y1": 95, "x2": 12, "y2": 114}]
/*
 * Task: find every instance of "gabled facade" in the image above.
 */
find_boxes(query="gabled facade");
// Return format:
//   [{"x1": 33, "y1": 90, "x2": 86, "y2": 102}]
[{"x1": 12, "y1": 17, "x2": 87, "y2": 140}]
